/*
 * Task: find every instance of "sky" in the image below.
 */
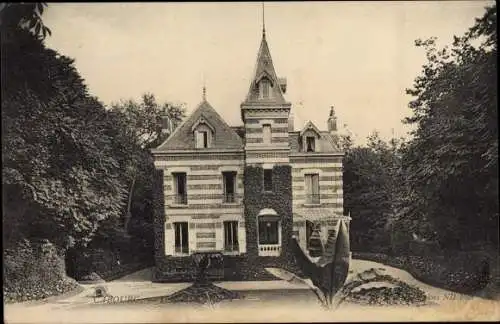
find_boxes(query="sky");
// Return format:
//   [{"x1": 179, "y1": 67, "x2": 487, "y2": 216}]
[{"x1": 43, "y1": 1, "x2": 493, "y2": 145}]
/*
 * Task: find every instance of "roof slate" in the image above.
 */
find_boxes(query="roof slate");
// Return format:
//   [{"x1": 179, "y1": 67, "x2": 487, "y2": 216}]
[
  {"x1": 155, "y1": 100, "x2": 244, "y2": 151},
  {"x1": 231, "y1": 126, "x2": 246, "y2": 140},
  {"x1": 289, "y1": 128, "x2": 341, "y2": 153},
  {"x1": 243, "y1": 34, "x2": 287, "y2": 104}
]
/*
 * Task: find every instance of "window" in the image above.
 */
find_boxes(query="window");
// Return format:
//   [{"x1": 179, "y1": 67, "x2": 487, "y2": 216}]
[
  {"x1": 222, "y1": 171, "x2": 236, "y2": 203},
  {"x1": 305, "y1": 173, "x2": 320, "y2": 204},
  {"x1": 196, "y1": 131, "x2": 209, "y2": 148},
  {"x1": 174, "y1": 222, "x2": 189, "y2": 254},
  {"x1": 260, "y1": 79, "x2": 271, "y2": 99},
  {"x1": 262, "y1": 124, "x2": 271, "y2": 144},
  {"x1": 202, "y1": 131, "x2": 208, "y2": 148},
  {"x1": 263, "y1": 169, "x2": 273, "y2": 191},
  {"x1": 306, "y1": 136, "x2": 316, "y2": 152},
  {"x1": 224, "y1": 221, "x2": 239, "y2": 252},
  {"x1": 173, "y1": 172, "x2": 187, "y2": 205},
  {"x1": 258, "y1": 218, "x2": 279, "y2": 244}
]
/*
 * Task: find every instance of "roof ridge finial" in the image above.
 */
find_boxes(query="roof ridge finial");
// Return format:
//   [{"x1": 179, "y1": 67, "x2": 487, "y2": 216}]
[
  {"x1": 202, "y1": 74, "x2": 207, "y2": 101},
  {"x1": 262, "y1": 2, "x2": 266, "y2": 39}
]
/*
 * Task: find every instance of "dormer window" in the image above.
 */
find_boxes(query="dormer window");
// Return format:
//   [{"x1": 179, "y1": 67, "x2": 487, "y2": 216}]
[
  {"x1": 192, "y1": 116, "x2": 215, "y2": 149},
  {"x1": 259, "y1": 78, "x2": 272, "y2": 99},
  {"x1": 306, "y1": 136, "x2": 316, "y2": 152},
  {"x1": 300, "y1": 121, "x2": 322, "y2": 153},
  {"x1": 196, "y1": 130, "x2": 209, "y2": 148}
]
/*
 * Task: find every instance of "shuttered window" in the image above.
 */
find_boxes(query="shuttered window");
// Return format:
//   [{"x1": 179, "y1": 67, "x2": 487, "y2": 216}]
[{"x1": 305, "y1": 173, "x2": 320, "y2": 204}]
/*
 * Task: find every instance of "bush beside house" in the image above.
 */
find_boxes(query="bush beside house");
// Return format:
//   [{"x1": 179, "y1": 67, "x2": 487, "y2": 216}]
[{"x1": 3, "y1": 240, "x2": 80, "y2": 303}]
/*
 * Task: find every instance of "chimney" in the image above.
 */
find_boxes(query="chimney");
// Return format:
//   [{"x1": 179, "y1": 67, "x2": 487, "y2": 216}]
[
  {"x1": 288, "y1": 112, "x2": 294, "y2": 132},
  {"x1": 327, "y1": 106, "x2": 337, "y2": 133}
]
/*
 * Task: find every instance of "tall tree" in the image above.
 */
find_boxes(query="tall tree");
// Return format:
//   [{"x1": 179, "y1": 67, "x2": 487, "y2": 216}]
[
  {"x1": 87, "y1": 95, "x2": 186, "y2": 262},
  {"x1": 2, "y1": 11, "x2": 128, "y2": 250},
  {"x1": 343, "y1": 132, "x2": 404, "y2": 252},
  {"x1": 107, "y1": 94, "x2": 185, "y2": 230},
  {"x1": 402, "y1": 5, "x2": 497, "y2": 250}
]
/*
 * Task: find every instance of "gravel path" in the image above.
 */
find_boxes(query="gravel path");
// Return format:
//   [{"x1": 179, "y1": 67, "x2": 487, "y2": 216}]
[{"x1": 5, "y1": 259, "x2": 500, "y2": 323}]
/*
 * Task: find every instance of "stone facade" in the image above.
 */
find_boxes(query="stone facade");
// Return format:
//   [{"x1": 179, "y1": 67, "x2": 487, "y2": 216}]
[{"x1": 151, "y1": 29, "x2": 349, "y2": 282}]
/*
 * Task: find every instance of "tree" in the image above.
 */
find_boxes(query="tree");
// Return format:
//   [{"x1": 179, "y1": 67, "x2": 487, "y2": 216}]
[
  {"x1": 402, "y1": 5, "x2": 497, "y2": 250},
  {"x1": 342, "y1": 132, "x2": 404, "y2": 252},
  {"x1": 2, "y1": 15, "x2": 128, "y2": 250},
  {"x1": 0, "y1": 3, "x2": 51, "y2": 42},
  {"x1": 86, "y1": 95, "x2": 186, "y2": 263}
]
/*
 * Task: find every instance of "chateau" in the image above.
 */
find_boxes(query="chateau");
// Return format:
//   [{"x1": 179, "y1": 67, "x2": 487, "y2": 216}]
[{"x1": 151, "y1": 26, "x2": 350, "y2": 281}]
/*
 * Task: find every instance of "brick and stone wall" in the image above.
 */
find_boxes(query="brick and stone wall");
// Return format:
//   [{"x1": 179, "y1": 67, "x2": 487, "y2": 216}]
[{"x1": 153, "y1": 165, "x2": 302, "y2": 282}]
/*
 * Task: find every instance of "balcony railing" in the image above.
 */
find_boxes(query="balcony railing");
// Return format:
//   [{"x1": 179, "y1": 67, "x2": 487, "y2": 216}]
[
  {"x1": 258, "y1": 244, "x2": 281, "y2": 257},
  {"x1": 173, "y1": 194, "x2": 188, "y2": 205},
  {"x1": 305, "y1": 194, "x2": 321, "y2": 205},
  {"x1": 167, "y1": 193, "x2": 241, "y2": 205}
]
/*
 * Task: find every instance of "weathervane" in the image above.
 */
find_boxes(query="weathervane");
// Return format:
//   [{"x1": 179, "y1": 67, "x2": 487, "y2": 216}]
[{"x1": 262, "y1": 2, "x2": 266, "y2": 38}]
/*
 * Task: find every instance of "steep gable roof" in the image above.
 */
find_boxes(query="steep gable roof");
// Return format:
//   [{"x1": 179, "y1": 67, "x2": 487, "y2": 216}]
[
  {"x1": 289, "y1": 130, "x2": 342, "y2": 153},
  {"x1": 243, "y1": 33, "x2": 287, "y2": 104},
  {"x1": 300, "y1": 121, "x2": 322, "y2": 138},
  {"x1": 155, "y1": 100, "x2": 243, "y2": 151}
]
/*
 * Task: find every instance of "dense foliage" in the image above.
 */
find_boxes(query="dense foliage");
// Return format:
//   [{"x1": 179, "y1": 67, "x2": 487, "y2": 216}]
[
  {"x1": 2, "y1": 28, "x2": 128, "y2": 250},
  {"x1": 400, "y1": 5, "x2": 498, "y2": 250},
  {"x1": 343, "y1": 132, "x2": 404, "y2": 253},
  {"x1": 2, "y1": 3, "x2": 186, "y2": 290},
  {"x1": 344, "y1": 5, "x2": 498, "y2": 254}
]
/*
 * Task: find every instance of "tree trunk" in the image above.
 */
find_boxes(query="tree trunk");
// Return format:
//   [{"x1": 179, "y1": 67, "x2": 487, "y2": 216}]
[{"x1": 124, "y1": 173, "x2": 137, "y2": 232}]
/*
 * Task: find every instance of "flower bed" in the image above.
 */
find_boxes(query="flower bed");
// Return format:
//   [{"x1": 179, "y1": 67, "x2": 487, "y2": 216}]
[
  {"x1": 149, "y1": 282, "x2": 241, "y2": 305},
  {"x1": 341, "y1": 270, "x2": 427, "y2": 306},
  {"x1": 352, "y1": 252, "x2": 491, "y2": 295}
]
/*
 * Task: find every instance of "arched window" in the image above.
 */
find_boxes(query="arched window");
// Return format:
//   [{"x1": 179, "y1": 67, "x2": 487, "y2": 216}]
[
  {"x1": 257, "y1": 209, "x2": 281, "y2": 256},
  {"x1": 258, "y1": 216, "x2": 279, "y2": 245}
]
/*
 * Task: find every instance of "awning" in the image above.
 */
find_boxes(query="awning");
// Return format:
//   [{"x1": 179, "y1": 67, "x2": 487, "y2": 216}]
[{"x1": 294, "y1": 208, "x2": 341, "y2": 221}]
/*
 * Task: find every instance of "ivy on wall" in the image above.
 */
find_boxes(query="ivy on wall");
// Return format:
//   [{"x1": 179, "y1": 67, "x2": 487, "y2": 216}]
[{"x1": 243, "y1": 165, "x2": 294, "y2": 260}]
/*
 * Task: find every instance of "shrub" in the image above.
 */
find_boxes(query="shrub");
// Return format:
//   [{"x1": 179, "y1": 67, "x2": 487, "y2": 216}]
[{"x1": 4, "y1": 240, "x2": 79, "y2": 303}]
